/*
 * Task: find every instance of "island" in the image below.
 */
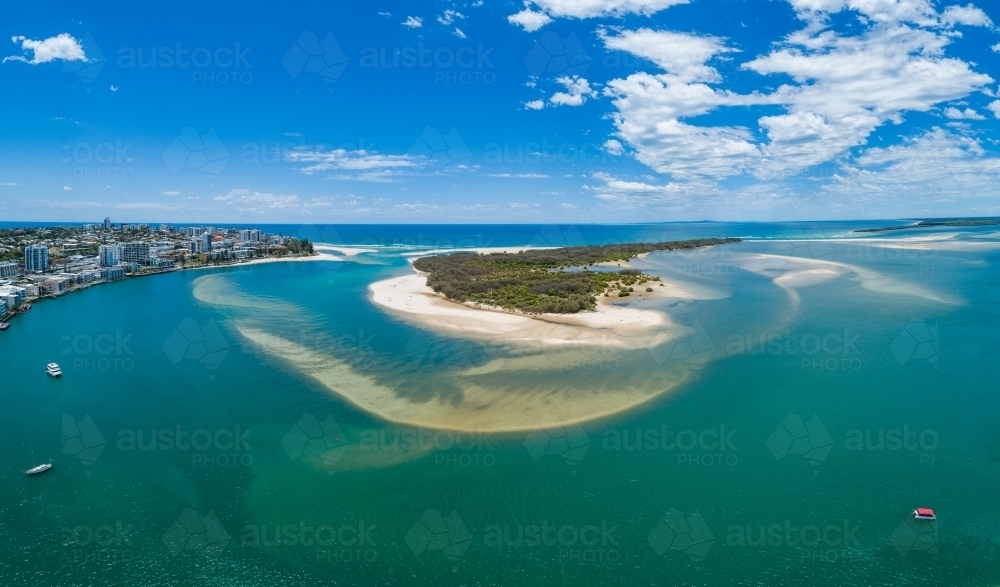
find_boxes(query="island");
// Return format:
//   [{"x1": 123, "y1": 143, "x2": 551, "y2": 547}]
[
  {"x1": 854, "y1": 218, "x2": 1000, "y2": 233},
  {"x1": 412, "y1": 238, "x2": 741, "y2": 314}
]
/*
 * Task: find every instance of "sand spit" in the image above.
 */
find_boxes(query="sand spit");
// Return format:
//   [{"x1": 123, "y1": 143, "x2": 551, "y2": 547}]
[
  {"x1": 237, "y1": 325, "x2": 691, "y2": 433},
  {"x1": 737, "y1": 253, "x2": 957, "y2": 305}
]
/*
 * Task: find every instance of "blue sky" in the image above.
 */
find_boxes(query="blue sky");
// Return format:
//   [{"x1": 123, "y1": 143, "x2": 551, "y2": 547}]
[{"x1": 1, "y1": 0, "x2": 999, "y2": 223}]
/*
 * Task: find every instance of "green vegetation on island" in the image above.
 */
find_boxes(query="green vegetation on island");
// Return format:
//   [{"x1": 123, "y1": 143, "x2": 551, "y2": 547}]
[
  {"x1": 413, "y1": 238, "x2": 740, "y2": 314},
  {"x1": 855, "y1": 218, "x2": 1000, "y2": 233}
]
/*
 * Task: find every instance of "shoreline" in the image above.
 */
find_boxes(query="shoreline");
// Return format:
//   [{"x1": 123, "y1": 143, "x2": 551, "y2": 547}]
[
  {"x1": 1, "y1": 247, "x2": 377, "y2": 329},
  {"x1": 368, "y1": 271, "x2": 684, "y2": 350}
]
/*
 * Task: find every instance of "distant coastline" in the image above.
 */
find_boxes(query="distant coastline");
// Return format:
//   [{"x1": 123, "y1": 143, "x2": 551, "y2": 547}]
[{"x1": 854, "y1": 218, "x2": 1000, "y2": 233}]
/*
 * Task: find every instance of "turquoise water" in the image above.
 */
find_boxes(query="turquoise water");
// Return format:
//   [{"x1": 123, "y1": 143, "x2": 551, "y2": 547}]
[{"x1": 2, "y1": 222, "x2": 999, "y2": 585}]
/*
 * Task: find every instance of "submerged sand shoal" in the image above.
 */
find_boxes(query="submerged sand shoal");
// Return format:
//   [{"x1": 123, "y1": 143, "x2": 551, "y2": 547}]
[{"x1": 236, "y1": 325, "x2": 694, "y2": 433}]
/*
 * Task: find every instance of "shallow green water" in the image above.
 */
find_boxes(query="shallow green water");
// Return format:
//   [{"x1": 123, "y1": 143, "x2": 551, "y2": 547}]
[{"x1": 2, "y1": 223, "x2": 998, "y2": 586}]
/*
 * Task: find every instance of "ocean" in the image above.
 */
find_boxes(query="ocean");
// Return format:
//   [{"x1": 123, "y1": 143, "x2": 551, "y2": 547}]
[{"x1": 2, "y1": 222, "x2": 998, "y2": 585}]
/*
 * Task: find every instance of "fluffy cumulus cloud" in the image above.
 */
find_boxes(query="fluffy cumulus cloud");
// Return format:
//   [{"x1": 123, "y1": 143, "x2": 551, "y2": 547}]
[
  {"x1": 509, "y1": 0, "x2": 690, "y2": 30},
  {"x1": 402, "y1": 16, "x2": 423, "y2": 28},
  {"x1": 3, "y1": 33, "x2": 87, "y2": 64},
  {"x1": 595, "y1": 0, "x2": 994, "y2": 185},
  {"x1": 601, "y1": 30, "x2": 768, "y2": 179},
  {"x1": 988, "y1": 100, "x2": 1000, "y2": 118},
  {"x1": 549, "y1": 76, "x2": 598, "y2": 106},
  {"x1": 943, "y1": 106, "x2": 985, "y2": 120}
]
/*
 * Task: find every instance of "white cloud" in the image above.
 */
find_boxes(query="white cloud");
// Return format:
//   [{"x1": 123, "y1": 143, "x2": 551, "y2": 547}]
[
  {"x1": 602, "y1": 29, "x2": 769, "y2": 179},
  {"x1": 557, "y1": 202, "x2": 578, "y2": 209},
  {"x1": 550, "y1": 75, "x2": 597, "y2": 106},
  {"x1": 600, "y1": 28, "x2": 735, "y2": 83},
  {"x1": 940, "y1": 4, "x2": 992, "y2": 27},
  {"x1": 525, "y1": 99, "x2": 545, "y2": 110},
  {"x1": 402, "y1": 16, "x2": 423, "y2": 28},
  {"x1": 486, "y1": 173, "x2": 551, "y2": 178},
  {"x1": 992, "y1": 42, "x2": 1000, "y2": 52},
  {"x1": 62, "y1": 185, "x2": 73, "y2": 191},
  {"x1": 785, "y1": 0, "x2": 993, "y2": 27},
  {"x1": 3, "y1": 33, "x2": 87, "y2": 65},
  {"x1": 823, "y1": 128, "x2": 1000, "y2": 202},
  {"x1": 943, "y1": 106, "x2": 985, "y2": 120},
  {"x1": 510, "y1": 0, "x2": 689, "y2": 29},
  {"x1": 214, "y1": 189, "x2": 302, "y2": 213},
  {"x1": 988, "y1": 100, "x2": 1000, "y2": 118},
  {"x1": 453, "y1": 28, "x2": 467, "y2": 39},
  {"x1": 162, "y1": 190, "x2": 181, "y2": 196},
  {"x1": 507, "y1": 7, "x2": 552, "y2": 31},
  {"x1": 285, "y1": 147, "x2": 420, "y2": 181},
  {"x1": 743, "y1": 24, "x2": 993, "y2": 177},
  {"x1": 598, "y1": 16, "x2": 995, "y2": 182},
  {"x1": 437, "y1": 10, "x2": 465, "y2": 25},
  {"x1": 604, "y1": 139, "x2": 624, "y2": 155}
]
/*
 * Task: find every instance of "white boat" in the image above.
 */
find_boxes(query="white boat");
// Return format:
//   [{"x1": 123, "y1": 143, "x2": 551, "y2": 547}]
[
  {"x1": 46, "y1": 363, "x2": 62, "y2": 378},
  {"x1": 26, "y1": 462, "x2": 52, "y2": 475}
]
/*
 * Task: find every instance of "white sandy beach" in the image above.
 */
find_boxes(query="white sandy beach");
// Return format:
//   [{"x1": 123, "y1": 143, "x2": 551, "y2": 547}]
[{"x1": 368, "y1": 272, "x2": 687, "y2": 350}]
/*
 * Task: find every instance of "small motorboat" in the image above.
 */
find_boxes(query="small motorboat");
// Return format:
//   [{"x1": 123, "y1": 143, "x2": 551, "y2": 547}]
[
  {"x1": 0, "y1": 322, "x2": 8, "y2": 330},
  {"x1": 26, "y1": 462, "x2": 52, "y2": 475},
  {"x1": 46, "y1": 363, "x2": 62, "y2": 378},
  {"x1": 913, "y1": 508, "x2": 936, "y2": 520}
]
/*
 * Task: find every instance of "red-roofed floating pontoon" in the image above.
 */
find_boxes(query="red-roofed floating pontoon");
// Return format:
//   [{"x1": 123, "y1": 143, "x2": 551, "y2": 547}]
[{"x1": 913, "y1": 508, "x2": 936, "y2": 520}]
